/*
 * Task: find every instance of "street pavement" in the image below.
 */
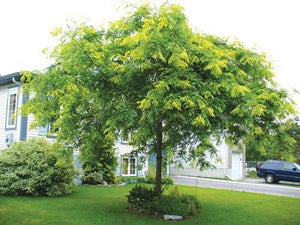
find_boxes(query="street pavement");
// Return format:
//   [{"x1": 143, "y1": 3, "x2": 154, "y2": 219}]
[{"x1": 172, "y1": 175, "x2": 300, "y2": 198}]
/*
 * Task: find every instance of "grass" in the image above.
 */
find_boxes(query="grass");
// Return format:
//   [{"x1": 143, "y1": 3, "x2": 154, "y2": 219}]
[
  {"x1": 0, "y1": 184, "x2": 299, "y2": 225},
  {"x1": 247, "y1": 170, "x2": 259, "y2": 178}
]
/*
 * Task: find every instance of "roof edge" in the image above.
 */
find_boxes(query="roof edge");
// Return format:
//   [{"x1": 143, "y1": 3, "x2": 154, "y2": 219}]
[{"x1": 0, "y1": 72, "x2": 21, "y2": 86}]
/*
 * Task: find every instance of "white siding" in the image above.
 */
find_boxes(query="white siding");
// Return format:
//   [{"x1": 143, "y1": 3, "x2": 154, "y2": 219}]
[
  {"x1": 170, "y1": 139, "x2": 229, "y2": 169},
  {"x1": 0, "y1": 84, "x2": 23, "y2": 150},
  {"x1": 26, "y1": 113, "x2": 40, "y2": 139},
  {"x1": 115, "y1": 141, "x2": 135, "y2": 156},
  {"x1": 170, "y1": 167, "x2": 228, "y2": 178},
  {"x1": 170, "y1": 141, "x2": 246, "y2": 180}
]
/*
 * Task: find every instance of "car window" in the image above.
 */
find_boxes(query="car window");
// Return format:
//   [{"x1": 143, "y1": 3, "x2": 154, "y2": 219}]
[
  {"x1": 292, "y1": 163, "x2": 300, "y2": 170},
  {"x1": 276, "y1": 163, "x2": 284, "y2": 170},
  {"x1": 283, "y1": 162, "x2": 295, "y2": 170},
  {"x1": 262, "y1": 161, "x2": 278, "y2": 169}
]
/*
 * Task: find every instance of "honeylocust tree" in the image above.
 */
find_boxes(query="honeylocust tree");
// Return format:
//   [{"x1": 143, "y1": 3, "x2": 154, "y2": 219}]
[{"x1": 22, "y1": 3, "x2": 296, "y2": 192}]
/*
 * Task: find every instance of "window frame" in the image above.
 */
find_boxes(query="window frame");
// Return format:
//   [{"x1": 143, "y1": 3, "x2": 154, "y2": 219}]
[
  {"x1": 37, "y1": 122, "x2": 58, "y2": 138},
  {"x1": 5, "y1": 86, "x2": 19, "y2": 130},
  {"x1": 121, "y1": 156, "x2": 137, "y2": 176},
  {"x1": 283, "y1": 162, "x2": 295, "y2": 170}
]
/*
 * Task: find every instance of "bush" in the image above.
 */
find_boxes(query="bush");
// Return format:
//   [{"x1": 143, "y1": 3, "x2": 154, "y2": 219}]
[
  {"x1": 144, "y1": 175, "x2": 174, "y2": 191},
  {"x1": 127, "y1": 185, "x2": 160, "y2": 213},
  {"x1": 162, "y1": 176, "x2": 174, "y2": 185},
  {"x1": 0, "y1": 138, "x2": 75, "y2": 196},
  {"x1": 156, "y1": 195, "x2": 190, "y2": 217},
  {"x1": 144, "y1": 175, "x2": 155, "y2": 184},
  {"x1": 155, "y1": 188, "x2": 200, "y2": 217},
  {"x1": 144, "y1": 175, "x2": 174, "y2": 185},
  {"x1": 80, "y1": 140, "x2": 119, "y2": 184},
  {"x1": 181, "y1": 195, "x2": 201, "y2": 215},
  {"x1": 120, "y1": 176, "x2": 145, "y2": 184},
  {"x1": 82, "y1": 172, "x2": 104, "y2": 185}
]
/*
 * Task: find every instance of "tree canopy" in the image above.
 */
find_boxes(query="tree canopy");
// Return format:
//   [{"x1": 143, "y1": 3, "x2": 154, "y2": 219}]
[
  {"x1": 22, "y1": 3, "x2": 296, "y2": 192},
  {"x1": 247, "y1": 118, "x2": 300, "y2": 163}
]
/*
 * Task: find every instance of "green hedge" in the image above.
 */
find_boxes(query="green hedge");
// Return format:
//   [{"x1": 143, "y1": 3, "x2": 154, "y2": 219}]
[{"x1": 0, "y1": 138, "x2": 75, "y2": 196}]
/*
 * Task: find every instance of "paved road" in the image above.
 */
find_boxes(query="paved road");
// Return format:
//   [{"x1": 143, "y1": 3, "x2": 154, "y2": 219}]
[{"x1": 173, "y1": 175, "x2": 300, "y2": 198}]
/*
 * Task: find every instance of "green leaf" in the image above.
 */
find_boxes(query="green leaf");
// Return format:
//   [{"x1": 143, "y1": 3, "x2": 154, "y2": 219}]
[{"x1": 231, "y1": 85, "x2": 250, "y2": 97}]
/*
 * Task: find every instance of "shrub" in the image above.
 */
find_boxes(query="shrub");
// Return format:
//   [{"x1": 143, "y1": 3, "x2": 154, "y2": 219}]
[
  {"x1": 161, "y1": 176, "x2": 174, "y2": 185},
  {"x1": 155, "y1": 188, "x2": 200, "y2": 217},
  {"x1": 0, "y1": 138, "x2": 75, "y2": 196},
  {"x1": 181, "y1": 194, "x2": 201, "y2": 215},
  {"x1": 144, "y1": 175, "x2": 155, "y2": 184},
  {"x1": 127, "y1": 186, "x2": 200, "y2": 218},
  {"x1": 127, "y1": 185, "x2": 160, "y2": 213},
  {"x1": 79, "y1": 139, "x2": 119, "y2": 184},
  {"x1": 156, "y1": 195, "x2": 190, "y2": 217},
  {"x1": 144, "y1": 175, "x2": 174, "y2": 185},
  {"x1": 120, "y1": 176, "x2": 145, "y2": 184},
  {"x1": 144, "y1": 175, "x2": 174, "y2": 191},
  {"x1": 82, "y1": 172, "x2": 104, "y2": 185}
]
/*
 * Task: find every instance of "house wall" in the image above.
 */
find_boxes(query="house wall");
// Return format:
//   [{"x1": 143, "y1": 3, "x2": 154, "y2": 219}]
[
  {"x1": 25, "y1": 113, "x2": 56, "y2": 143},
  {"x1": 26, "y1": 113, "x2": 39, "y2": 139},
  {"x1": 0, "y1": 83, "x2": 23, "y2": 150},
  {"x1": 169, "y1": 140, "x2": 230, "y2": 178},
  {"x1": 115, "y1": 141, "x2": 148, "y2": 176},
  {"x1": 170, "y1": 140, "x2": 246, "y2": 180}
]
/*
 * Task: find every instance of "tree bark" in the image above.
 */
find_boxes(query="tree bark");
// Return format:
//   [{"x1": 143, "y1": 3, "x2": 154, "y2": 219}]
[{"x1": 155, "y1": 121, "x2": 163, "y2": 193}]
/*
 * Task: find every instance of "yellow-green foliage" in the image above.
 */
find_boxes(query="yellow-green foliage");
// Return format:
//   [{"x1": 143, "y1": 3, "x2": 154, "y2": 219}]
[{"x1": 20, "y1": 2, "x2": 296, "y2": 192}]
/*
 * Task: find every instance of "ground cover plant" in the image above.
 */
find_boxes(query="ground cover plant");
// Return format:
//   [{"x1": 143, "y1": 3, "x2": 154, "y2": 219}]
[{"x1": 0, "y1": 184, "x2": 299, "y2": 225}]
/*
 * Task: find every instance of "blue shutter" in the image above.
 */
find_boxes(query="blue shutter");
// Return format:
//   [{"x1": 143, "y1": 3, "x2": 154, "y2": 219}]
[
  {"x1": 136, "y1": 155, "x2": 142, "y2": 176},
  {"x1": 115, "y1": 155, "x2": 122, "y2": 176}
]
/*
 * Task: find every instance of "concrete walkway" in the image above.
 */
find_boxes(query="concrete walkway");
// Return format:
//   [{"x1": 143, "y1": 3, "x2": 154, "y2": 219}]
[{"x1": 172, "y1": 175, "x2": 300, "y2": 198}]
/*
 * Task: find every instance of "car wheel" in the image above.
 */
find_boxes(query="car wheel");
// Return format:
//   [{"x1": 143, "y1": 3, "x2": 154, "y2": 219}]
[{"x1": 265, "y1": 173, "x2": 275, "y2": 183}]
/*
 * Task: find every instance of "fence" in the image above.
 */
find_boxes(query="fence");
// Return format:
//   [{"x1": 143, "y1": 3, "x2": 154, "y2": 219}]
[{"x1": 246, "y1": 161, "x2": 260, "y2": 168}]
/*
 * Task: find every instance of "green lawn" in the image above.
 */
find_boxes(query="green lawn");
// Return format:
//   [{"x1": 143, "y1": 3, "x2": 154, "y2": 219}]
[
  {"x1": 0, "y1": 184, "x2": 299, "y2": 225},
  {"x1": 247, "y1": 170, "x2": 259, "y2": 178}
]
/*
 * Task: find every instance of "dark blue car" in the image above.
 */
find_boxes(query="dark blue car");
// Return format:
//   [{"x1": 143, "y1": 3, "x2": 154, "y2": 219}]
[{"x1": 256, "y1": 160, "x2": 300, "y2": 183}]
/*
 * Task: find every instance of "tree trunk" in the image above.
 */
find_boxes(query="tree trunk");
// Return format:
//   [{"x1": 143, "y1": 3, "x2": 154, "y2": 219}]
[{"x1": 155, "y1": 121, "x2": 163, "y2": 193}]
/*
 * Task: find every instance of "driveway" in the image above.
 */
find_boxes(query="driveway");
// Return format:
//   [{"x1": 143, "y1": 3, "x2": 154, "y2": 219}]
[{"x1": 172, "y1": 175, "x2": 300, "y2": 198}]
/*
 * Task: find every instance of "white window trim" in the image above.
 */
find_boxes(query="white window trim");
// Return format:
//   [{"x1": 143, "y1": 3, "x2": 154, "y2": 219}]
[
  {"x1": 6, "y1": 87, "x2": 19, "y2": 129},
  {"x1": 122, "y1": 157, "x2": 137, "y2": 176}
]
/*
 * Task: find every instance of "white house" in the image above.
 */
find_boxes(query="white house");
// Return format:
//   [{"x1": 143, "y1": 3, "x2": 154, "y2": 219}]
[
  {"x1": 169, "y1": 141, "x2": 246, "y2": 180},
  {"x1": 0, "y1": 72, "x2": 246, "y2": 180}
]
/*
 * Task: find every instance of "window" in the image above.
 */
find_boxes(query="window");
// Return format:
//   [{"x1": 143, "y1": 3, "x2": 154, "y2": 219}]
[
  {"x1": 120, "y1": 133, "x2": 130, "y2": 144},
  {"x1": 38, "y1": 122, "x2": 58, "y2": 138},
  {"x1": 6, "y1": 87, "x2": 18, "y2": 129},
  {"x1": 261, "y1": 161, "x2": 280, "y2": 169},
  {"x1": 276, "y1": 163, "x2": 284, "y2": 170},
  {"x1": 122, "y1": 157, "x2": 136, "y2": 176},
  {"x1": 283, "y1": 162, "x2": 295, "y2": 170}
]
